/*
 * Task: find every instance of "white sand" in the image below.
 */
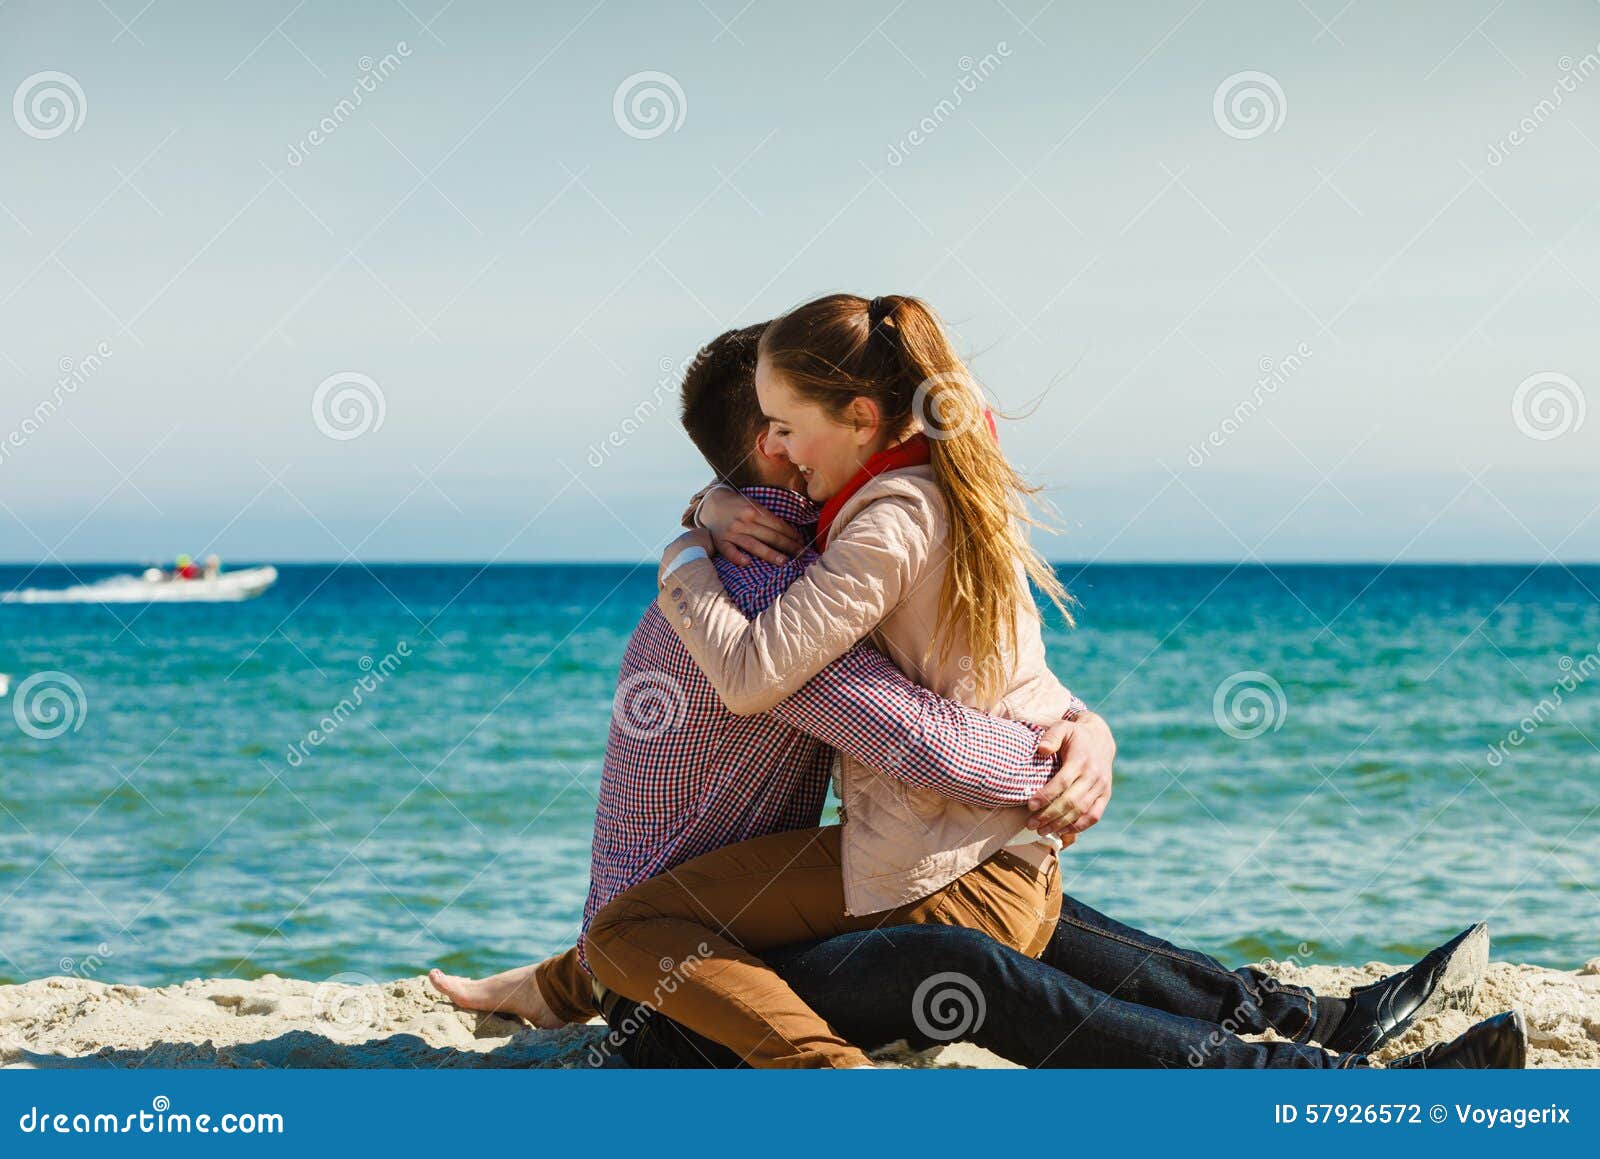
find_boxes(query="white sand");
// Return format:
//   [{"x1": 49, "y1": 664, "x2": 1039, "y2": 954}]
[{"x1": 3, "y1": 959, "x2": 1597, "y2": 1069}]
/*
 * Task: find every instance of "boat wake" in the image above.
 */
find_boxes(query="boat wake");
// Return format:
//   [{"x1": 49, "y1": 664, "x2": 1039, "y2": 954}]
[{"x1": 2, "y1": 566, "x2": 278, "y2": 605}]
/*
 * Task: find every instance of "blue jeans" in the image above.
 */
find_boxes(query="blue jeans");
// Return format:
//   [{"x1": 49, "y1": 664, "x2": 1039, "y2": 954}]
[{"x1": 598, "y1": 891, "x2": 1363, "y2": 1068}]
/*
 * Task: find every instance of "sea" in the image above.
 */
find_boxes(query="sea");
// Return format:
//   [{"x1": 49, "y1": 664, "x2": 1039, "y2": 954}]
[{"x1": 1, "y1": 562, "x2": 1596, "y2": 988}]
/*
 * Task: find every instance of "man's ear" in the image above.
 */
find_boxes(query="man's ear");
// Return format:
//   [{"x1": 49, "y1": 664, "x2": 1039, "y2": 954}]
[{"x1": 753, "y1": 428, "x2": 786, "y2": 465}]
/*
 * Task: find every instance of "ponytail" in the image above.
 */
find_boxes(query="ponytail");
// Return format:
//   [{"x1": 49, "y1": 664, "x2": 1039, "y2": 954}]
[
  {"x1": 889, "y1": 298, "x2": 1074, "y2": 697},
  {"x1": 762, "y1": 293, "x2": 1074, "y2": 704}
]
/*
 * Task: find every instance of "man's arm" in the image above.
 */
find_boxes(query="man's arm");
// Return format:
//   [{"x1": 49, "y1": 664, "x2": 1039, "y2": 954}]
[
  {"x1": 701, "y1": 538, "x2": 1107, "y2": 816},
  {"x1": 767, "y1": 643, "x2": 1070, "y2": 810}
]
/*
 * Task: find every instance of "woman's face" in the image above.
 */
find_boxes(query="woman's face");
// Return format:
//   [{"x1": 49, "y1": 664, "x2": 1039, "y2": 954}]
[{"x1": 755, "y1": 355, "x2": 879, "y2": 503}]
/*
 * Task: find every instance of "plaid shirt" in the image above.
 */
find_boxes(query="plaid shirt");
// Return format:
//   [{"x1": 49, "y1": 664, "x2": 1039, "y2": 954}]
[{"x1": 580, "y1": 486, "x2": 1067, "y2": 966}]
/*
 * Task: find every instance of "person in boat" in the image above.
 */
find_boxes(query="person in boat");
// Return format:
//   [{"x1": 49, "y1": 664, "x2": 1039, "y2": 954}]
[
  {"x1": 173, "y1": 554, "x2": 200, "y2": 581},
  {"x1": 204, "y1": 554, "x2": 221, "y2": 579}
]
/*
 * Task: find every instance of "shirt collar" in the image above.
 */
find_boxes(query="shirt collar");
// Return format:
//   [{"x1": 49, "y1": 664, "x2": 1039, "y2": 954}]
[{"x1": 737, "y1": 485, "x2": 819, "y2": 531}]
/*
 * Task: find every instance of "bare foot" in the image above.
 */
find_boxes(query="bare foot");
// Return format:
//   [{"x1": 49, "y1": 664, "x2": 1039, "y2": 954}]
[{"x1": 428, "y1": 964, "x2": 566, "y2": 1029}]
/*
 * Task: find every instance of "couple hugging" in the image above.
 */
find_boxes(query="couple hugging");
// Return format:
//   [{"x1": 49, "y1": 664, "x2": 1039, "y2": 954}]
[{"x1": 432, "y1": 293, "x2": 1526, "y2": 1069}]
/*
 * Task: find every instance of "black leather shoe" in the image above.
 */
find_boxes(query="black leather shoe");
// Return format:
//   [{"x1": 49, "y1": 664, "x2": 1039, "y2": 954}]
[
  {"x1": 1385, "y1": 1010, "x2": 1527, "y2": 1068},
  {"x1": 1323, "y1": 922, "x2": 1488, "y2": 1054}
]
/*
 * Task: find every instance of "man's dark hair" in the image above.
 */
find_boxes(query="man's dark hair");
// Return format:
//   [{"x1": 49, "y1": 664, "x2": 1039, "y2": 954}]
[{"x1": 679, "y1": 322, "x2": 769, "y2": 486}]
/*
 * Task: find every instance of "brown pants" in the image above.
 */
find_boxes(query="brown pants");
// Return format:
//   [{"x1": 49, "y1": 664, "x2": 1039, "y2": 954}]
[
  {"x1": 533, "y1": 944, "x2": 597, "y2": 1024},
  {"x1": 583, "y1": 825, "x2": 1061, "y2": 1068}
]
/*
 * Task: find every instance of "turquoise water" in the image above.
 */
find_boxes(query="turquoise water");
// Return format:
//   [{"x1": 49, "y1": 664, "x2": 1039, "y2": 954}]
[{"x1": 1, "y1": 562, "x2": 1596, "y2": 987}]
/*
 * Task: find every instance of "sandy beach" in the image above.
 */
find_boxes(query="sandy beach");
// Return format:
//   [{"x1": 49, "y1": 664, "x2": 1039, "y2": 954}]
[{"x1": 4, "y1": 957, "x2": 1597, "y2": 1069}]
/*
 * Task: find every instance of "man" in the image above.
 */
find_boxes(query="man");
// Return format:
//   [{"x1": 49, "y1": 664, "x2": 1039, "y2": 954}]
[{"x1": 432, "y1": 324, "x2": 1521, "y2": 1069}]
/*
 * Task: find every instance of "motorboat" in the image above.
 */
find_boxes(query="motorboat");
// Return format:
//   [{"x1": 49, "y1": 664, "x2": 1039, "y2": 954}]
[{"x1": 1, "y1": 566, "x2": 278, "y2": 604}]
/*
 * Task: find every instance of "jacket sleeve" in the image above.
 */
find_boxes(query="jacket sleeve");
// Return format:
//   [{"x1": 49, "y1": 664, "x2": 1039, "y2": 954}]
[
  {"x1": 679, "y1": 482, "x2": 720, "y2": 530},
  {"x1": 657, "y1": 491, "x2": 934, "y2": 715},
  {"x1": 768, "y1": 644, "x2": 1056, "y2": 808}
]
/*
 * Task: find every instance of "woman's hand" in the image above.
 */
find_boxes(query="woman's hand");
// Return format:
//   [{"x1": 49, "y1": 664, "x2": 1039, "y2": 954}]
[
  {"x1": 660, "y1": 528, "x2": 714, "y2": 585},
  {"x1": 696, "y1": 487, "x2": 805, "y2": 567}
]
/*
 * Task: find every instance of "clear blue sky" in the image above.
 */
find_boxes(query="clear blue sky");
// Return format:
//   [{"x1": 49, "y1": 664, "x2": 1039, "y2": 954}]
[{"x1": 1, "y1": 0, "x2": 1596, "y2": 562}]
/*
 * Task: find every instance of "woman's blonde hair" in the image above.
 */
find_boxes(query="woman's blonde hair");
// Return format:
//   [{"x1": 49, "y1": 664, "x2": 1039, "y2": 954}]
[{"x1": 759, "y1": 293, "x2": 1073, "y2": 702}]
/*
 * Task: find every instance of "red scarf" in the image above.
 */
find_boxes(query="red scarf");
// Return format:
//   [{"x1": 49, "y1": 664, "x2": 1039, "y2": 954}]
[{"x1": 816, "y1": 411, "x2": 998, "y2": 549}]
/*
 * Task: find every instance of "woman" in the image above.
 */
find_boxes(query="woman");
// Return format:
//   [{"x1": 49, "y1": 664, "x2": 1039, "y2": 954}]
[{"x1": 584, "y1": 292, "x2": 1087, "y2": 1068}]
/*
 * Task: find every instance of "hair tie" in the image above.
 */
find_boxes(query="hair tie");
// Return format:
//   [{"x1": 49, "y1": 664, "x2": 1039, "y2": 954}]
[{"x1": 867, "y1": 296, "x2": 890, "y2": 324}]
